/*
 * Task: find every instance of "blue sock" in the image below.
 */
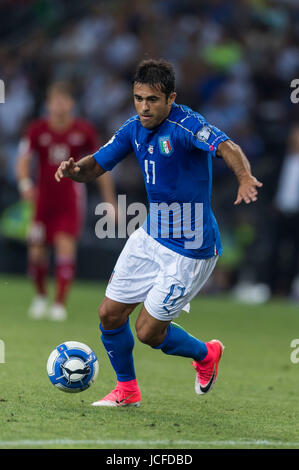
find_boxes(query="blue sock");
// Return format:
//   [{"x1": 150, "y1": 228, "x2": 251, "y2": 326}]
[
  {"x1": 100, "y1": 319, "x2": 136, "y2": 382},
  {"x1": 152, "y1": 322, "x2": 208, "y2": 362}
]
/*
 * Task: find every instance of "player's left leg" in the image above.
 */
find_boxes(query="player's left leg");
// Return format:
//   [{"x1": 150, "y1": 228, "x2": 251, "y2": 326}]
[
  {"x1": 136, "y1": 306, "x2": 208, "y2": 360},
  {"x1": 50, "y1": 232, "x2": 77, "y2": 321},
  {"x1": 137, "y1": 251, "x2": 224, "y2": 396},
  {"x1": 136, "y1": 306, "x2": 224, "y2": 396}
]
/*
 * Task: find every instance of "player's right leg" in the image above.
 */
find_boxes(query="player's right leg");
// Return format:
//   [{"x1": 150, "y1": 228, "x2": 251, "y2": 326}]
[
  {"x1": 27, "y1": 242, "x2": 49, "y2": 319},
  {"x1": 91, "y1": 297, "x2": 141, "y2": 407},
  {"x1": 91, "y1": 227, "x2": 158, "y2": 407}
]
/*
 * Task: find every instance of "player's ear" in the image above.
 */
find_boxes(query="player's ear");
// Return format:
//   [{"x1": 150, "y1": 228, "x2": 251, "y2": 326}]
[{"x1": 167, "y1": 92, "x2": 176, "y2": 105}]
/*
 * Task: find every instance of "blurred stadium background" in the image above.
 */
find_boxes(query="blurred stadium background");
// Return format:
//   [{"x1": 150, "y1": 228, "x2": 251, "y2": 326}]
[{"x1": 0, "y1": 0, "x2": 299, "y2": 301}]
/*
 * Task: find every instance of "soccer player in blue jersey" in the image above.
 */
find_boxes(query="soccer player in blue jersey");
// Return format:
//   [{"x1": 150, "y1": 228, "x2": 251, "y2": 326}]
[{"x1": 55, "y1": 59, "x2": 262, "y2": 407}]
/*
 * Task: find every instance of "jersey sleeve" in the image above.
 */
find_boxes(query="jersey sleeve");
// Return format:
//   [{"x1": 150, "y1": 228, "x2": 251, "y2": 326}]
[
  {"x1": 92, "y1": 121, "x2": 133, "y2": 171},
  {"x1": 181, "y1": 117, "x2": 230, "y2": 157}
]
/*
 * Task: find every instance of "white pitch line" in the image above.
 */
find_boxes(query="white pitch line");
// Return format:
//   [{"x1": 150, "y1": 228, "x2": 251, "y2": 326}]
[{"x1": 0, "y1": 439, "x2": 298, "y2": 447}]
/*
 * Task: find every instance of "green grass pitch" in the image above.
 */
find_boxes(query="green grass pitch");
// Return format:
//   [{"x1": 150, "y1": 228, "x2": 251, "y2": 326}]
[{"x1": 0, "y1": 275, "x2": 299, "y2": 449}]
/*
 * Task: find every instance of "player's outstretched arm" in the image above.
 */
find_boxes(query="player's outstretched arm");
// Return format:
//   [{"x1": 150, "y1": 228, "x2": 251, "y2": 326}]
[
  {"x1": 217, "y1": 140, "x2": 263, "y2": 205},
  {"x1": 55, "y1": 155, "x2": 105, "y2": 183}
]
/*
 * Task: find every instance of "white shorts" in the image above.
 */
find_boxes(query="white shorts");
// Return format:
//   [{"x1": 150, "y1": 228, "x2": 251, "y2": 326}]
[{"x1": 105, "y1": 227, "x2": 218, "y2": 321}]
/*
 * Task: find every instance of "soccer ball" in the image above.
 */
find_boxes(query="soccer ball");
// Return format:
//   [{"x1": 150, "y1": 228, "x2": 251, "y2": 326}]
[{"x1": 47, "y1": 341, "x2": 99, "y2": 393}]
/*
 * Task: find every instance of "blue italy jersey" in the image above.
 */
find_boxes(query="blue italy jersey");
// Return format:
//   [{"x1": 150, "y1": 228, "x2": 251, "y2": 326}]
[{"x1": 93, "y1": 103, "x2": 230, "y2": 259}]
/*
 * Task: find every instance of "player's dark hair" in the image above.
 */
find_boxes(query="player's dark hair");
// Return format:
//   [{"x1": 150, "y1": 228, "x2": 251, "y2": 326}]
[
  {"x1": 133, "y1": 59, "x2": 175, "y2": 99},
  {"x1": 46, "y1": 81, "x2": 74, "y2": 99}
]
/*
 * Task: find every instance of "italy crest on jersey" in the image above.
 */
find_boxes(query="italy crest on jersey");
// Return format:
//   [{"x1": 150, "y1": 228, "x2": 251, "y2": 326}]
[{"x1": 159, "y1": 135, "x2": 173, "y2": 156}]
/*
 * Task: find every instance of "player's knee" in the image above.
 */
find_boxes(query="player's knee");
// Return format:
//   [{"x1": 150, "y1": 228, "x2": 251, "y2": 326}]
[
  {"x1": 136, "y1": 327, "x2": 151, "y2": 345},
  {"x1": 136, "y1": 325, "x2": 159, "y2": 347},
  {"x1": 98, "y1": 303, "x2": 114, "y2": 329},
  {"x1": 28, "y1": 244, "x2": 46, "y2": 264},
  {"x1": 54, "y1": 234, "x2": 76, "y2": 259},
  {"x1": 98, "y1": 300, "x2": 127, "y2": 330}
]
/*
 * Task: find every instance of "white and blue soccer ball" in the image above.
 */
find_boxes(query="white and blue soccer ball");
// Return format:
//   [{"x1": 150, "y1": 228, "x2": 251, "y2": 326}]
[{"x1": 47, "y1": 341, "x2": 99, "y2": 393}]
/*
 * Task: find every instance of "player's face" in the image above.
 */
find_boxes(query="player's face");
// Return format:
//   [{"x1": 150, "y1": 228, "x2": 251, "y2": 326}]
[
  {"x1": 47, "y1": 91, "x2": 74, "y2": 118},
  {"x1": 133, "y1": 83, "x2": 176, "y2": 129}
]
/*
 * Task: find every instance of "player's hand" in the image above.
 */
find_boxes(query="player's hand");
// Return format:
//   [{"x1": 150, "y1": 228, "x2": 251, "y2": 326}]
[
  {"x1": 18, "y1": 178, "x2": 35, "y2": 201},
  {"x1": 55, "y1": 158, "x2": 81, "y2": 182},
  {"x1": 21, "y1": 186, "x2": 35, "y2": 201},
  {"x1": 234, "y1": 175, "x2": 263, "y2": 205}
]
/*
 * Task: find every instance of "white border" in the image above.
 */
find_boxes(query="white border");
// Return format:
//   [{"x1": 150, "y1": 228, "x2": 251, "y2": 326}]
[{"x1": 0, "y1": 439, "x2": 298, "y2": 447}]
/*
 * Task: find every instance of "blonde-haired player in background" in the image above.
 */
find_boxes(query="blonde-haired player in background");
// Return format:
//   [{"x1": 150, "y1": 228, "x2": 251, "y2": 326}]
[{"x1": 17, "y1": 82, "x2": 117, "y2": 320}]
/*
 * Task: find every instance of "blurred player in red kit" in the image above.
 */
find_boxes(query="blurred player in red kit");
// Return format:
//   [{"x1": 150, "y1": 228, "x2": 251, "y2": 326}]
[{"x1": 16, "y1": 82, "x2": 117, "y2": 321}]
